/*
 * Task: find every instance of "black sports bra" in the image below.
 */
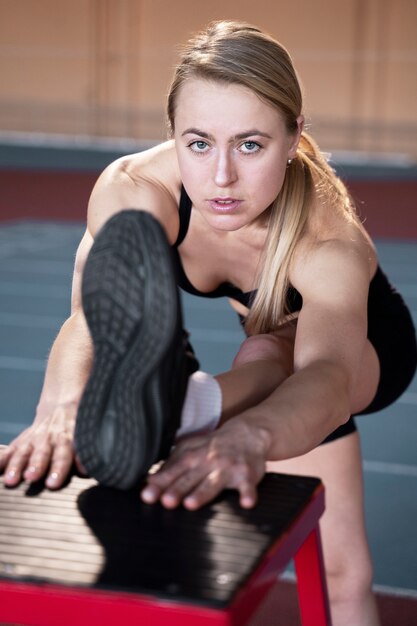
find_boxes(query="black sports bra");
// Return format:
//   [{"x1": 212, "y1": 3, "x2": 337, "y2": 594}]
[
  {"x1": 171, "y1": 186, "x2": 392, "y2": 317},
  {"x1": 172, "y1": 186, "x2": 302, "y2": 311}
]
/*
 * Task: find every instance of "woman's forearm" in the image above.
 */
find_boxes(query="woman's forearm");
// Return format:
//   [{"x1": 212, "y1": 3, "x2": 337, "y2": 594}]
[{"x1": 35, "y1": 310, "x2": 93, "y2": 418}]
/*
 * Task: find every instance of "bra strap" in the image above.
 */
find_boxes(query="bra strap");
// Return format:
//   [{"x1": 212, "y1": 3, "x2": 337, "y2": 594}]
[{"x1": 174, "y1": 185, "x2": 192, "y2": 247}]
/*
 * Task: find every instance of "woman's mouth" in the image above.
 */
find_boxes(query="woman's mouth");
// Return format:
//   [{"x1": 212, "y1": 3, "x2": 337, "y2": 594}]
[{"x1": 208, "y1": 198, "x2": 241, "y2": 213}]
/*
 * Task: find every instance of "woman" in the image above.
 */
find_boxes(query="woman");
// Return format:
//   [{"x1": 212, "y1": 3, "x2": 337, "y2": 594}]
[{"x1": 1, "y1": 21, "x2": 416, "y2": 625}]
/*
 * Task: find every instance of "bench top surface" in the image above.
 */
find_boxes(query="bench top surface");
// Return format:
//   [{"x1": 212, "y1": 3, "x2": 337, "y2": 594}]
[{"x1": 0, "y1": 472, "x2": 321, "y2": 607}]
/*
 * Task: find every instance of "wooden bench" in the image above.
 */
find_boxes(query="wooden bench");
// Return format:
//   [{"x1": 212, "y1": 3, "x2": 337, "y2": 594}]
[{"x1": 0, "y1": 472, "x2": 331, "y2": 625}]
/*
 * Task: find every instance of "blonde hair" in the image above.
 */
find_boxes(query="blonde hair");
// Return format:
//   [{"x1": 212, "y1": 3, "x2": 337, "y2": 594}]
[{"x1": 167, "y1": 21, "x2": 358, "y2": 334}]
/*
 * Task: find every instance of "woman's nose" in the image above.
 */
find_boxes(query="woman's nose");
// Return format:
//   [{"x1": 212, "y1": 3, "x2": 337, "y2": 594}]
[{"x1": 213, "y1": 151, "x2": 237, "y2": 187}]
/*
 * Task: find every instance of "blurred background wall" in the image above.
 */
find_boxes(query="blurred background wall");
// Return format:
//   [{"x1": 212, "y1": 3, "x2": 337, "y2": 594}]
[
  {"x1": 1, "y1": 0, "x2": 416, "y2": 234},
  {"x1": 1, "y1": 0, "x2": 416, "y2": 157}
]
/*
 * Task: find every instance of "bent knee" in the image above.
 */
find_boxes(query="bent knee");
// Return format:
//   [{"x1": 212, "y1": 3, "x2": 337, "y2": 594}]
[{"x1": 232, "y1": 333, "x2": 293, "y2": 372}]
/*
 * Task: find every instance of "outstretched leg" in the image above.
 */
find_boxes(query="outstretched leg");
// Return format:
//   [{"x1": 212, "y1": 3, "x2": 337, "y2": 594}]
[
  {"x1": 216, "y1": 323, "x2": 296, "y2": 423},
  {"x1": 75, "y1": 209, "x2": 197, "y2": 489}
]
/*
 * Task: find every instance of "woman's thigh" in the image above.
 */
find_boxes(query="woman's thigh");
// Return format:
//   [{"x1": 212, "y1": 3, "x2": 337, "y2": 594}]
[{"x1": 267, "y1": 431, "x2": 374, "y2": 589}]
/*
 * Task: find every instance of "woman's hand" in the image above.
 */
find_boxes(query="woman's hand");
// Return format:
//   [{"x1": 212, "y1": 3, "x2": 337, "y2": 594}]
[
  {"x1": 0, "y1": 402, "x2": 83, "y2": 489},
  {"x1": 141, "y1": 419, "x2": 270, "y2": 510}
]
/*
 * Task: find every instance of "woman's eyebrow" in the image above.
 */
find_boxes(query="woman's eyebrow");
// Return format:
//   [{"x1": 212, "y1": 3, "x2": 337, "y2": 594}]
[
  {"x1": 181, "y1": 128, "x2": 212, "y2": 138},
  {"x1": 181, "y1": 128, "x2": 272, "y2": 139},
  {"x1": 234, "y1": 130, "x2": 272, "y2": 140}
]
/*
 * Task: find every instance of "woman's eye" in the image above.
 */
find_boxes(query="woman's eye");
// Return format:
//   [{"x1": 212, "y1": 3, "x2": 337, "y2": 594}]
[
  {"x1": 240, "y1": 141, "x2": 261, "y2": 154},
  {"x1": 189, "y1": 140, "x2": 209, "y2": 153}
]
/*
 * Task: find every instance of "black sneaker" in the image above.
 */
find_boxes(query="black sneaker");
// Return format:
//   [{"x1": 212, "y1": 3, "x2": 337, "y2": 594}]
[{"x1": 74, "y1": 210, "x2": 198, "y2": 489}]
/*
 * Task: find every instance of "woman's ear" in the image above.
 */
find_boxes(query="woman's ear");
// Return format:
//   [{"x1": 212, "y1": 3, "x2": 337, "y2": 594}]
[{"x1": 289, "y1": 114, "x2": 304, "y2": 159}]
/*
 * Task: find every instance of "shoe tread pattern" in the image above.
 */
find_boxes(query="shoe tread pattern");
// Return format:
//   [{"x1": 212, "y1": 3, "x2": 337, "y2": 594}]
[{"x1": 75, "y1": 210, "x2": 180, "y2": 489}]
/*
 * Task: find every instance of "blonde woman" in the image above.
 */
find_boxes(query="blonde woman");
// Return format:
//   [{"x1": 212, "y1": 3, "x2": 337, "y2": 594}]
[{"x1": 1, "y1": 22, "x2": 416, "y2": 625}]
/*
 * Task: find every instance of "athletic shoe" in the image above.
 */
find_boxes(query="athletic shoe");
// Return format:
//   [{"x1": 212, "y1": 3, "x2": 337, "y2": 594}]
[{"x1": 74, "y1": 209, "x2": 198, "y2": 489}]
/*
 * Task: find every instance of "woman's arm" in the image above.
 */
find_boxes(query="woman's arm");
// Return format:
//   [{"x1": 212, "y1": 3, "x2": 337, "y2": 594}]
[
  {"x1": 143, "y1": 234, "x2": 377, "y2": 508},
  {"x1": 0, "y1": 142, "x2": 182, "y2": 488},
  {"x1": 243, "y1": 236, "x2": 374, "y2": 459}
]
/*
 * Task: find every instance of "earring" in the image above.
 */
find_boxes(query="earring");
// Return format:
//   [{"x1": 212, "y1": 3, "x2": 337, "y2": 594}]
[{"x1": 287, "y1": 158, "x2": 292, "y2": 164}]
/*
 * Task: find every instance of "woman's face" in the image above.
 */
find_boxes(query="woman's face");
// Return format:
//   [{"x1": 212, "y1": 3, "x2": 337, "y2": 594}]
[{"x1": 174, "y1": 78, "x2": 303, "y2": 232}]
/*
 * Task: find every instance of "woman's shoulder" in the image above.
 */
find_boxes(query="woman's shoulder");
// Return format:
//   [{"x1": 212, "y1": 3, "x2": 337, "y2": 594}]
[
  {"x1": 87, "y1": 141, "x2": 182, "y2": 242},
  {"x1": 115, "y1": 140, "x2": 179, "y2": 180},
  {"x1": 102, "y1": 140, "x2": 181, "y2": 203},
  {"x1": 306, "y1": 198, "x2": 376, "y2": 259},
  {"x1": 291, "y1": 211, "x2": 378, "y2": 293}
]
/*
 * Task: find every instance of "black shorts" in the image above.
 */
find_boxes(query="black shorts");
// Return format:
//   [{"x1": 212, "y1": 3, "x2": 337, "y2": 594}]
[{"x1": 322, "y1": 281, "x2": 416, "y2": 444}]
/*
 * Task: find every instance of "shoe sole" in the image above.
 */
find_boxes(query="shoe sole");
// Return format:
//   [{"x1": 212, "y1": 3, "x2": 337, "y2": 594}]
[{"x1": 74, "y1": 210, "x2": 180, "y2": 489}]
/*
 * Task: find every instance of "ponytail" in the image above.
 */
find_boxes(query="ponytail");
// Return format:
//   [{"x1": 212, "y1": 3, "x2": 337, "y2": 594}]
[{"x1": 244, "y1": 131, "x2": 358, "y2": 335}]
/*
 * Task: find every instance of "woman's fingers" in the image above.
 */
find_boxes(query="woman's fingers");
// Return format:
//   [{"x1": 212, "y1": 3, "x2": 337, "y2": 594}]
[
  {"x1": 23, "y1": 437, "x2": 52, "y2": 483},
  {"x1": 142, "y1": 427, "x2": 266, "y2": 511},
  {"x1": 160, "y1": 466, "x2": 211, "y2": 509},
  {"x1": 1, "y1": 407, "x2": 77, "y2": 489},
  {"x1": 141, "y1": 440, "x2": 206, "y2": 503},
  {"x1": 142, "y1": 463, "x2": 225, "y2": 510},
  {"x1": 182, "y1": 464, "x2": 260, "y2": 510},
  {"x1": 237, "y1": 480, "x2": 258, "y2": 509},
  {"x1": 182, "y1": 468, "x2": 226, "y2": 510},
  {"x1": 3, "y1": 441, "x2": 33, "y2": 487},
  {"x1": 0, "y1": 446, "x2": 12, "y2": 472},
  {"x1": 45, "y1": 431, "x2": 76, "y2": 489},
  {"x1": 157, "y1": 466, "x2": 259, "y2": 511}
]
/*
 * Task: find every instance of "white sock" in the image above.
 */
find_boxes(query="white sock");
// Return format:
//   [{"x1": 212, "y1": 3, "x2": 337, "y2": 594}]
[{"x1": 176, "y1": 371, "x2": 222, "y2": 439}]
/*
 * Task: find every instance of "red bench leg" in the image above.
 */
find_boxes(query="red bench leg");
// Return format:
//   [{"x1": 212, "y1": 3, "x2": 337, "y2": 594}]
[{"x1": 294, "y1": 526, "x2": 332, "y2": 626}]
